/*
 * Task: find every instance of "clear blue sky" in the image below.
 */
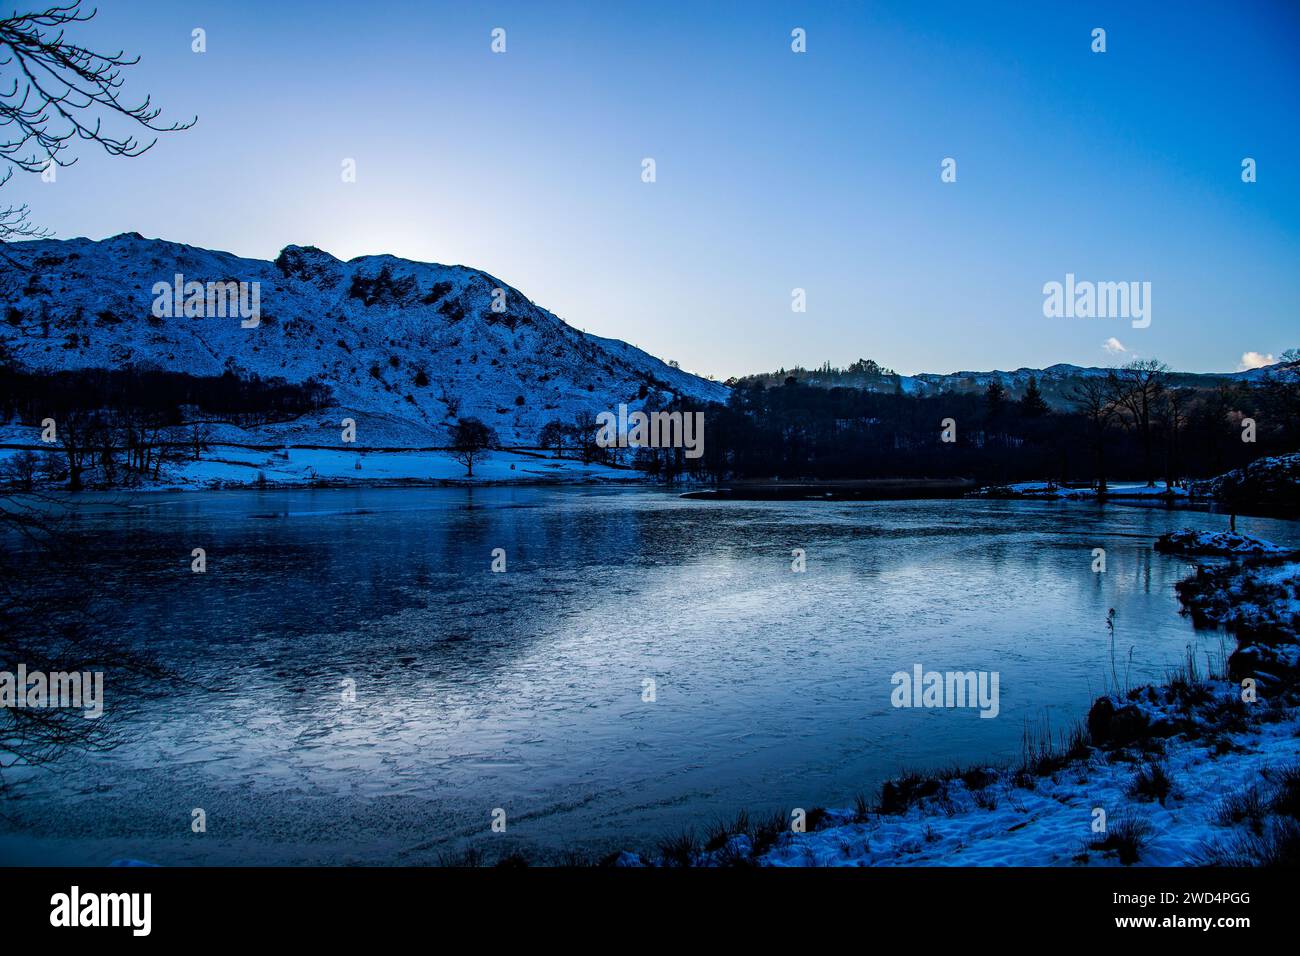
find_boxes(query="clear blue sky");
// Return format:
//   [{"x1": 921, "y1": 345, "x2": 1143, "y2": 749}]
[{"x1": 5, "y1": 0, "x2": 1298, "y2": 379}]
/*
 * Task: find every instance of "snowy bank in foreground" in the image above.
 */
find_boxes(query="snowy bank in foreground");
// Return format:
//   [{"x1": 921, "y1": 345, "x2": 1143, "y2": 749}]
[
  {"x1": 607, "y1": 683, "x2": 1298, "y2": 868},
  {"x1": 756, "y1": 688, "x2": 1299, "y2": 867},
  {"x1": 615, "y1": 553, "x2": 1300, "y2": 868}
]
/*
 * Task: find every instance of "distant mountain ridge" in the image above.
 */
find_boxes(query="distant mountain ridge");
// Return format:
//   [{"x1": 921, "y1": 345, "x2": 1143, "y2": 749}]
[
  {"x1": 0, "y1": 233, "x2": 727, "y2": 446},
  {"x1": 742, "y1": 360, "x2": 1292, "y2": 410}
]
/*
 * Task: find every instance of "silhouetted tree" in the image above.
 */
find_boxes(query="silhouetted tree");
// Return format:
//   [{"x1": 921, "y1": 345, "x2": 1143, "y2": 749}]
[
  {"x1": 538, "y1": 420, "x2": 565, "y2": 458},
  {"x1": 1109, "y1": 359, "x2": 1168, "y2": 487},
  {"x1": 188, "y1": 422, "x2": 213, "y2": 461},
  {"x1": 568, "y1": 411, "x2": 605, "y2": 465},
  {"x1": 1071, "y1": 377, "x2": 1117, "y2": 493},
  {"x1": 0, "y1": 2, "x2": 194, "y2": 241},
  {"x1": 1019, "y1": 376, "x2": 1049, "y2": 417},
  {"x1": 451, "y1": 417, "x2": 494, "y2": 476},
  {"x1": 0, "y1": 448, "x2": 38, "y2": 489}
]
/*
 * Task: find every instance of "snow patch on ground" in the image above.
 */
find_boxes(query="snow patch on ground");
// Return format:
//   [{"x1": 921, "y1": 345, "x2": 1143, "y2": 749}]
[
  {"x1": 973, "y1": 481, "x2": 1189, "y2": 501},
  {"x1": 1155, "y1": 529, "x2": 1295, "y2": 557},
  {"x1": 756, "y1": 692, "x2": 1298, "y2": 867},
  {"x1": 1177, "y1": 561, "x2": 1300, "y2": 647},
  {"x1": 1192, "y1": 453, "x2": 1300, "y2": 510},
  {"x1": 0, "y1": 442, "x2": 641, "y2": 489}
]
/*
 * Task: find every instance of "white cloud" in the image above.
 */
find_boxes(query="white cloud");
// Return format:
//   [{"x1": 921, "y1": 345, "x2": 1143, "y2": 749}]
[
  {"x1": 1103, "y1": 337, "x2": 1127, "y2": 355},
  {"x1": 1238, "y1": 351, "x2": 1276, "y2": 371}
]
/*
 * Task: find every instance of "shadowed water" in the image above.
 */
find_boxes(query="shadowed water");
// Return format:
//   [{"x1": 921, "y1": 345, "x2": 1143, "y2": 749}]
[{"x1": 2, "y1": 487, "x2": 1297, "y2": 865}]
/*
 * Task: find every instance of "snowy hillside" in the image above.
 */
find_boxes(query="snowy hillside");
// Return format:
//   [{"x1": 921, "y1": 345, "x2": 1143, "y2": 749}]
[{"x1": 0, "y1": 233, "x2": 728, "y2": 446}]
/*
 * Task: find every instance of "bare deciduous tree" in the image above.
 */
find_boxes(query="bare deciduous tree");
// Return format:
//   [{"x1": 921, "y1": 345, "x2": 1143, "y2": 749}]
[
  {"x1": 1107, "y1": 359, "x2": 1168, "y2": 487},
  {"x1": 0, "y1": 1, "x2": 195, "y2": 240},
  {"x1": 450, "y1": 417, "x2": 494, "y2": 476},
  {"x1": 537, "y1": 419, "x2": 565, "y2": 458},
  {"x1": 1158, "y1": 386, "x2": 1190, "y2": 490},
  {"x1": 1, "y1": 3, "x2": 189, "y2": 786},
  {"x1": 1070, "y1": 376, "x2": 1117, "y2": 494},
  {"x1": 188, "y1": 421, "x2": 213, "y2": 461}
]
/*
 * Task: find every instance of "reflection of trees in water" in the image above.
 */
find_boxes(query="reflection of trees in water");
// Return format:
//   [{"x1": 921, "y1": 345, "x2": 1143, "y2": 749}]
[
  {"x1": 1, "y1": 0, "x2": 194, "y2": 790},
  {"x1": 0, "y1": 494, "x2": 173, "y2": 793},
  {"x1": 37, "y1": 493, "x2": 656, "y2": 715}
]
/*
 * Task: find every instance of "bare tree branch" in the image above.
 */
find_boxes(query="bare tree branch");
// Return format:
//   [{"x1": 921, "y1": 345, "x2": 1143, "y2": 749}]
[{"x1": 0, "y1": 1, "x2": 195, "y2": 240}]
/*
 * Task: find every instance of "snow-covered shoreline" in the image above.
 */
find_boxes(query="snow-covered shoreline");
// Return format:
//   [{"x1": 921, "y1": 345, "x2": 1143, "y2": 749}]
[
  {"x1": 972, "y1": 480, "x2": 1190, "y2": 502},
  {"x1": 0, "y1": 442, "x2": 647, "y2": 491},
  {"x1": 616, "y1": 541, "x2": 1300, "y2": 868},
  {"x1": 753, "y1": 688, "x2": 1300, "y2": 867},
  {"x1": 1154, "y1": 529, "x2": 1296, "y2": 558},
  {"x1": 975, "y1": 454, "x2": 1300, "y2": 514}
]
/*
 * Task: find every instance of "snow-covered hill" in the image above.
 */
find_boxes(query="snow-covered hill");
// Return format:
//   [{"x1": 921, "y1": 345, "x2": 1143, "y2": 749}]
[{"x1": 0, "y1": 233, "x2": 728, "y2": 446}]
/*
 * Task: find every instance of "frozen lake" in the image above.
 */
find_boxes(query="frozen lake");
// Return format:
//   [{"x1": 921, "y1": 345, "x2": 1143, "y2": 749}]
[{"x1": 2, "y1": 487, "x2": 1297, "y2": 864}]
